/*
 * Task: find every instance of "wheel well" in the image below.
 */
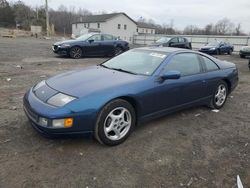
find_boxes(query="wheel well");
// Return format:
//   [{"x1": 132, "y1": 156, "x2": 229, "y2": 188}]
[
  {"x1": 118, "y1": 96, "x2": 138, "y2": 123},
  {"x1": 223, "y1": 79, "x2": 231, "y2": 93}
]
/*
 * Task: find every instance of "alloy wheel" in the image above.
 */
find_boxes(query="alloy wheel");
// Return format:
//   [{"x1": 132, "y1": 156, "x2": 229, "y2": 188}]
[
  {"x1": 215, "y1": 84, "x2": 227, "y2": 106},
  {"x1": 103, "y1": 107, "x2": 131, "y2": 141}
]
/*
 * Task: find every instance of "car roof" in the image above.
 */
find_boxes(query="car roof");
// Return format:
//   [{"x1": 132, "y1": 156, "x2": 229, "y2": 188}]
[{"x1": 135, "y1": 47, "x2": 192, "y2": 54}]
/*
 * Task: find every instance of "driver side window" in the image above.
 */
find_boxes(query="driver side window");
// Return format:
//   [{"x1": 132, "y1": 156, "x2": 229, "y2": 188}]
[
  {"x1": 170, "y1": 37, "x2": 178, "y2": 43},
  {"x1": 89, "y1": 34, "x2": 101, "y2": 41},
  {"x1": 164, "y1": 53, "x2": 201, "y2": 76}
]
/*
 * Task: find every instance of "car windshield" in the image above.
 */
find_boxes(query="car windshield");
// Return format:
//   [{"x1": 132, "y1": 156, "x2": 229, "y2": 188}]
[
  {"x1": 156, "y1": 37, "x2": 171, "y2": 43},
  {"x1": 102, "y1": 50, "x2": 168, "y2": 76},
  {"x1": 76, "y1": 33, "x2": 94, "y2": 41},
  {"x1": 206, "y1": 41, "x2": 220, "y2": 46}
]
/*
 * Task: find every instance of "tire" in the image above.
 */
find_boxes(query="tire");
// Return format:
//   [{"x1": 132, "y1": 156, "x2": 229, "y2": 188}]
[
  {"x1": 113, "y1": 47, "x2": 123, "y2": 56},
  {"x1": 228, "y1": 49, "x2": 232, "y2": 55},
  {"x1": 209, "y1": 80, "x2": 228, "y2": 109},
  {"x1": 69, "y1": 46, "x2": 82, "y2": 59},
  {"x1": 240, "y1": 54, "x2": 245, "y2": 58},
  {"x1": 95, "y1": 99, "x2": 136, "y2": 146}
]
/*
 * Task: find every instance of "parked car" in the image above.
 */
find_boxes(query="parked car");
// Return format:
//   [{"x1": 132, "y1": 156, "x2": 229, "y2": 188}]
[
  {"x1": 239, "y1": 46, "x2": 250, "y2": 58},
  {"x1": 52, "y1": 33, "x2": 129, "y2": 59},
  {"x1": 149, "y1": 37, "x2": 192, "y2": 49},
  {"x1": 24, "y1": 47, "x2": 238, "y2": 146},
  {"x1": 199, "y1": 41, "x2": 234, "y2": 55}
]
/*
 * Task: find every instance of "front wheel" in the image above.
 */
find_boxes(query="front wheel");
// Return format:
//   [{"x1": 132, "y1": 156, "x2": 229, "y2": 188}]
[
  {"x1": 95, "y1": 99, "x2": 136, "y2": 146},
  {"x1": 216, "y1": 49, "x2": 220, "y2": 55},
  {"x1": 69, "y1": 46, "x2": 82, "y2": 59},
  {"x1": 209, "y1": 81, "x2": 228, "y2": 109},
  {"x1": 228, "y1": 49, "x2": 232, "y2": 55}
]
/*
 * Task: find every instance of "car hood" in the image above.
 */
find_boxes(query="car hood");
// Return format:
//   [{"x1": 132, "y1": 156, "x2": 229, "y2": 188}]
[
  {"x1": 46, "y1": 66, "x2": 146, "y2": 97},
  {"x1": 201, "y1": 45, "x2": 217, "y2": 49},
  {"x1": 54, "y1": 39, "x2": 79, "y2": 45}
]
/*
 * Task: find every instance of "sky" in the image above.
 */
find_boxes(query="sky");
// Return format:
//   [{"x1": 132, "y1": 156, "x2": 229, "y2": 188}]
[{"x1": 14, "y1": 0, "x2": 250, "y2": 33}]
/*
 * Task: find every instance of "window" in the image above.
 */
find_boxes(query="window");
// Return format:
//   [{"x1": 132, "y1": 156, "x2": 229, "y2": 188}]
[
  {"x1": 136, "y1": 28, "x2": 138, "y2": 32},
  {"x1": 84, "y1": 23, "x2": 86, "y2": 28},
  {"x1": 103, "y1": 34, "x2": 114, "y2": 41},
  {"x1": 142, "y1": 29, "x2": 144, "y2": 33},
  {"x1": 97, "y1": 23, "x2": 100, "y2": 28},
  {"x1": 88, "y1": 34, "x2": 101, "y2": 41},
  {"x1": 201, "y1": 55, "x2": 219, "y2": 72},
  {"x1": 118, "y1": 24, "x2": 121, "y2": 29},
  {"x1": 87, "y1": 23, "x2": 90, "y2": 28},
  {"x1": 146, "y1": 29, "x2": 148, "y2": 33},
  {"x1": 124, "y1": 24, "x2": 127, "y2": 30},
  {"x1": 151, "y1": 30, "x2": 153, "y2": 34},
  {"x1": 170, "y1": 37, "x2": 178, "y2": 43},
  {"x1": 178, "y1": 37, "x2": 185, "y2": 43},
  {"x1": 164, "y1": 53, "x2": 201, "y2": 76}
]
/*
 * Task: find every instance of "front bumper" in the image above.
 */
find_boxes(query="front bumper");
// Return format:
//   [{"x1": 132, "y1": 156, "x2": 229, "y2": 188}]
[
  {"x1": 52, "y1": 45, "x2": 70, "y2": 56},
  {"x1": 199, "y1": 49, "x2": 217, "y2": 54},
  {"x1": 23, "y1": 89, "x2": 95, "y2": 137},
  {"x1": 239, "y1": 50, "x2": 250, "y2": 57}
]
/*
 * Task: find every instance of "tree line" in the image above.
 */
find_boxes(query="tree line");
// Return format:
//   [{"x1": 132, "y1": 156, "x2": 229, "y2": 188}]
[{"x1": 0, "y1": 0, "x2": 246, "y2": 35}]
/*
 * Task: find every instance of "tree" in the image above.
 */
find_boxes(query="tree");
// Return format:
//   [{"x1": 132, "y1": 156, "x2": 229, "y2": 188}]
[
  {"x1": 0, "y1": 0, "x2": 15, "y2": 27},
  {"x1": 235, "y1": 23, "x2": 241, "y2": 36}
]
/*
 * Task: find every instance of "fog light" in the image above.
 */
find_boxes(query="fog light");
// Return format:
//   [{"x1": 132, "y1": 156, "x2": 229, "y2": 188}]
[
  {"x1": 52, "y1": 118, "x2": 73, "y2": 128},
  {"x1": 38, "y1": 117, "x2": 48, "y2": 127}
]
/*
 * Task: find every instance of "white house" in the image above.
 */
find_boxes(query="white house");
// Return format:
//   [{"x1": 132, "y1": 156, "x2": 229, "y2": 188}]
[
  {"x1": 137, "y1": 22, "x2": 156, "y2": 34},
  {"x1": 72, "y1": 13, "x2": 138, "y2": 43}
]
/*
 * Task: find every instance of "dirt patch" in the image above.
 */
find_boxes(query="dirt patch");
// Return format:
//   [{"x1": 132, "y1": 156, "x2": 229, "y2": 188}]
[{"x1": 0, "y1": 37, "x2": 249, "y2": 188}]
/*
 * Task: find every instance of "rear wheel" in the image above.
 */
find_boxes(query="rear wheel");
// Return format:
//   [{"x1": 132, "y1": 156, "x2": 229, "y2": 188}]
[
  {"x1": 95, "y1": 99, "x2": 136, "y2": 146},
  {"x1": 114, "y1": 47, "x2": 123, "y2": 56},
  {"x1": 209, "y1": 81, "x2": 228, "y2": 109},
  {"x1": 69, "y1": 46, "x2": 82, "y2": 59}
]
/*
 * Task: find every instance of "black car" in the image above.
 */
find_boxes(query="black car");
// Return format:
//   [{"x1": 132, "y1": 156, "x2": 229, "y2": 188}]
[
  {"x1": 52, "y1": 33, "x2": 129, "y2": 59},
  {"x1": 199, "y1": 41, "x2": 234, "y2": 55},
  {"x1": 149, "y1": 37, "x2": 192, "y2": 49},
  {"x1": 239, "y1": 46, "x2": 250, "y2": 58}
]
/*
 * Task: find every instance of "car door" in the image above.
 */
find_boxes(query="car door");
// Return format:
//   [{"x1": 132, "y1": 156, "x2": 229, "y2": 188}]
[
  {"x1": 84, "y1": 34, "x2": 103, "y2": 56},
  {"x1": 178, "y1": 37, "x2": 186, "y2": 48},
  {"x1": 153, "y1": 53, "x2": 207, "y2": 112},
  {"x1": 219, "y1": 42, "x2": 226, "y2": 53},
  {"x1": 101, "y1": 34, "x2": 116, "y2": 55},
  {"x1": 198, "y1": 54, "x2": 220, "y2": 96},
  {"x1": 168, "y1": 37, "x2": 179, "y2": 48}
]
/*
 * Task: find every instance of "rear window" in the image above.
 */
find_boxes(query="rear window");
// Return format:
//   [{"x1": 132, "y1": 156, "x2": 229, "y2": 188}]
[{"x1": 201, "y1": 56, "x2": 219, "y2": 71}]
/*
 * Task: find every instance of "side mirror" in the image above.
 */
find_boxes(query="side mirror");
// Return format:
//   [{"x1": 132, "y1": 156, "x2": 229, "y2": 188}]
[
  {"x1": 88, "y1": 39, "x2": 94, "y2": 43},
  {"x1": 160, "y1": 70, "x2": 181, "y2": 80}
]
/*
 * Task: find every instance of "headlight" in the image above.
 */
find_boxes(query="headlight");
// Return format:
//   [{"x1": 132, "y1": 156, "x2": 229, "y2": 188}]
[
  {"x1": 33, "y1": 80, "x2": 46, "y2": 91},
  {"x1": 47, "y1": 93, "x2": 76, "y2": 107},
  {"x1": 210, "y1": 48, "x2": 216, "y2": 50},
  {"x1": 60, "y1": 43, "x2": 70, "y2": 47}
]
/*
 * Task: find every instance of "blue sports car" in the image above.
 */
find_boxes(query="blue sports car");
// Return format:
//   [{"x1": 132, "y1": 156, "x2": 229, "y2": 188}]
[
  {"x1": 52, "y1": 33, "x2": 129, "y2": 59},
  {"x1": 23, "y1": 47, "x2": 238, "y2": 145}
]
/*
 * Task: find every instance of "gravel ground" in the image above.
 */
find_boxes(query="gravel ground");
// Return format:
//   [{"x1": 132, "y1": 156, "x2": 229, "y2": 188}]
[{"x1": 0, "y1": 37, "x2": 250, "y2": 188}]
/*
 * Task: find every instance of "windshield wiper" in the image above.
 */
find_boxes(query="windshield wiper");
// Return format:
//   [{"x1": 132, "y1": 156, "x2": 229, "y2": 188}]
[
  {"x1": 99, "y1": 64, "x2": 138, "y2": 75},
  {"x1": 110, "y1": 67, "x2": 138, "y2": 75}
]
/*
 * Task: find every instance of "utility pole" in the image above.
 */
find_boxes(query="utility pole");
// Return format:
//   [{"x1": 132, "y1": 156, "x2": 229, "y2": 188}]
[{"x1": 45, "y1": 0, "x2": 49, "y2": 37}]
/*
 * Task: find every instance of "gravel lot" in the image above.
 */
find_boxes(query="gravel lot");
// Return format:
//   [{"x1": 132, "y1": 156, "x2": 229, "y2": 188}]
[{"x1": 0, "y1": 37, "x2": 250, "y2": 188}]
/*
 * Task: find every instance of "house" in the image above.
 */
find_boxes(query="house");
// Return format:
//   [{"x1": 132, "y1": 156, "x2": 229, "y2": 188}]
[
  {"x1": 137, "y1": 22, "x2": 156, "y2": 34},
  {"x1": 72, "y1": 13, "x2": 138, "y2": 43}
]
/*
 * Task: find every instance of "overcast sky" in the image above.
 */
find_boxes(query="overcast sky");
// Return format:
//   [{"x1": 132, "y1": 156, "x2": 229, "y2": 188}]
[{"x1": 16, "y1": 0, "x2": 250, "y2": 33}]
